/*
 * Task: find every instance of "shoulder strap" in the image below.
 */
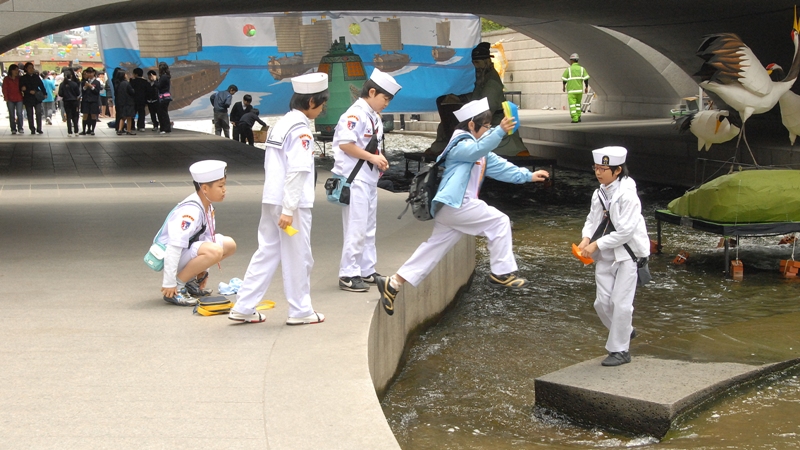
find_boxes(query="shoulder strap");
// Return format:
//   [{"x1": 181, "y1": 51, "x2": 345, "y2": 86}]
[
  {"x1": 436, "y1": 133, "x2": 473, "y2": 168},
  {"x1": 152, "y1": 200, "x2": 206, "y2": 244},
  {"x1": 591, "y1": 190, "x2": 639, "y2": 259}
]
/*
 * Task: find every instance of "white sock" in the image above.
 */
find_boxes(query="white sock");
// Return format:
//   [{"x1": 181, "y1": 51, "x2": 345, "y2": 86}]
[{"x1": 389, "y1": 275, "x2": 401, "y2": 290}]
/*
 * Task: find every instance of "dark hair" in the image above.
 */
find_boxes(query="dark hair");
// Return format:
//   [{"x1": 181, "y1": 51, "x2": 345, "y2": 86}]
[
  {"x1": 24, "y1": 62, "x2": 34, "y2": 70},
  {"x1": 289, "y1": 90, "x2": 330, "y2": 111},
  {"x1": 133, "y1": 67, "x2": 143, "y2": 77},
  {"x1": 360, "y1": 79, "x2": 394, "y2": 100},
  {"x1": 8, "y1": 64, "x2": 18, "y2": 73},
  {"x1": 158, "y1": 62, "x2": 170, "y2": 76},
  {"x1": 455, "y1": 110, "x2": 492, "y2": 132},
  {"x1": 227, "y1": 84, "x2": 238, "y2": 92},
  {"x1": 243, "y1": 94, "x2": 252, "y2": 102},
  {"x1": 85, "y1": 67, "x2": 96, "y2": 74},
  {"x1": 62, "y1": 68, "x2": 76, "y2": 82},
  {"x1": 147, "y1": 69, "x2": 157, "y2": 76},
  {"x1": 607, "y1": 164, "x2": 630, "y2": 179},
  {"x1": 40, "y1": 71, "x2": 48, "y2": 79},
  {"x1": 193, "y1": 177, "x2": 225, "y2": 191},
  {"x1": 251, "y1": 108, "x2": 260, "y2": 115}
]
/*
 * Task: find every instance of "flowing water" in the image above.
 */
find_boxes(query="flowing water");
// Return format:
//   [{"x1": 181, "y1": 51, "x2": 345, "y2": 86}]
[{"x1": 378, "y1": 137, "x2": 800, "y2": 450}]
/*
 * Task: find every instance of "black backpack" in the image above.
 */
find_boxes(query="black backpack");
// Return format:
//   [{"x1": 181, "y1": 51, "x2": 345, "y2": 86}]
[
  {"x1": 398, "y1": 134, "x2": 471, "y2": 221},
  {"x1": 209, "y1": 92, "x2": 216, "y2": 106}
]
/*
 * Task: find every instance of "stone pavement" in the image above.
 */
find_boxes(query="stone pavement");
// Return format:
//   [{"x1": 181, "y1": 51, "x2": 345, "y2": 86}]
[{"x1": 0, "y1": 123, "x2": 443, "y2": 448}]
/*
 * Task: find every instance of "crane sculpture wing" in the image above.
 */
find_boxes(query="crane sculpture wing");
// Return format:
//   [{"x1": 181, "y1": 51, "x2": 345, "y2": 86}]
[{"x1": 695, "y1": 33, "x2": 773, "y2": 97}]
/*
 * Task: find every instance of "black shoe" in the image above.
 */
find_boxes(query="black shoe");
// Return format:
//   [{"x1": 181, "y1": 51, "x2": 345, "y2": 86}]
[
  {"x1": 89, "y1": 131, "x2": 95, "y2": 135},
  {"x1": 601, "y1": 351, "x2": 631, "y2": 366},
  {"x1": 488, "y1": 272, "x2": 527, "y2": 289},
  {"x1": 17, "y1": 129, "x2": 24, "y2": 134},
  {"x1": 36, "y1": 130, "x2": 43, "y2": 134},
  {"x1": 185, "y1": 279, "x2": 211, "y2": 296},
  {"x1": 376, "y1": 276, "x2": 399, "y2": 316},
  {"x1": 362, "y1": 272, "x2": 382, "y2": 284},
  {"x1": 339, "y1": 276, "x2": 370, "y2": 292},
  {"x1": 11, "y1": 130, "x2": 16, "y2": 135},
  {"x1": 78, "y1": 131, "x2": 87, "y2": 135}
]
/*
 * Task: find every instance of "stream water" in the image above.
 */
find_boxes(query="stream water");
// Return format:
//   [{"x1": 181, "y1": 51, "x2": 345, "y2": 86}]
[{"x1": 378, "y1": 136, "x2": 800, "y2": 450}]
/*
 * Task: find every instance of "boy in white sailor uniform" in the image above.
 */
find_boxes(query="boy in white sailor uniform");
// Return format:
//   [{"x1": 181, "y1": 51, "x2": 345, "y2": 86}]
[
  {"x1": 332, "y1": 68, "x2": 401, "y2": 292},
  {"x1": 229, "y1": 73, "x2": 329, "y2": 325},
  {"x1": 577, "y1": 146, "x2": 650, "y2": 366},
  {"x1": 376, "y1": 98, "x2": 550, "y2": 315},
  {"x1": 159, "y1": 160, "x2": 237, "y2": 306}
]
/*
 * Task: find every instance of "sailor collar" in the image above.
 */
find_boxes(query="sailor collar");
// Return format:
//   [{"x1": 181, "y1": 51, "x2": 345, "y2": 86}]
[{"x1": 266, "y1": 109, "x2": 310, "y2": 148}]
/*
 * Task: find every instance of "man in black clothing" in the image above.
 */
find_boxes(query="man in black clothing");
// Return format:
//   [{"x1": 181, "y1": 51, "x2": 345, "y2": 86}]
[
  {"x1": 238, "y1": 108, "x2": 267, "y2": 146},
  {"x1": 130, "y1": 68, "x2": 150, "y2": 132},
  {"x1": 229, "y1": 94, "x2": 252, "y2": 142},
  {"x1": 19, "y1": 62, "x2": 46, "y2": 134}
]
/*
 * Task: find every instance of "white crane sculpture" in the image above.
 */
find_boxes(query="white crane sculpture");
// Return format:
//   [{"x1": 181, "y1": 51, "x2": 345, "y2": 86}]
[{"x1": 694, "y1": 9, "x2": 800, "y2": 164}]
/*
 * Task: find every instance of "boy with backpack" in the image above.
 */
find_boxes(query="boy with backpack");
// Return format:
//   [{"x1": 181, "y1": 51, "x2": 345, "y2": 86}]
[
  {"x1": 376, "y1": 98, "x2": 549, "y2": 315},
  {"x1": 153, "y1": 160, "x2": 237, "y2": 306},
  {"x1": 331, "y1": 68, "x2": 401, "y2": 292}
]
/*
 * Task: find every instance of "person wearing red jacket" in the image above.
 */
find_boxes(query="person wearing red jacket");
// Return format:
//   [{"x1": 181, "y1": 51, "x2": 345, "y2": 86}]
[{"x1": 2, "y1": 64, "x2": 24, "y2": 134}]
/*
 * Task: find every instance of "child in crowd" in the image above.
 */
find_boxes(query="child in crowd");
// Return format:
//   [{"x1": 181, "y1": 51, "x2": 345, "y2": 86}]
[
  {"x1": 157, "y1": 160, "x2": 237, "y2": 306},
  {"x1": 237, "y1": 107, "x2": 267, "y2": 146},
  {"x1": 79, "y1": 67, "x2": 101, "y2": 135},
  {"x1": 228, "y1": 73, "x2": 329, "y2": 325},
  {"x1": 115, "y1": 71, "x2": 136, "y2": 135},
  {"x1": 331, "y1": 68, "x2": 400, "y2": 292},
  {"x1": 376, "y1": 98, "x2": 549, "y2": 315},
  {"x1": 129, "y1": 68, "x2": 150, "y2": 132},
  {"x1": 146, "y1": 70, "x2": 160, "y2": 131},
  {"x1": 57, "y1": 68, "x2": 81, "y2": 136},
  {"x1": 577, "y1": 146, "x2": 650, "y2": 366}
]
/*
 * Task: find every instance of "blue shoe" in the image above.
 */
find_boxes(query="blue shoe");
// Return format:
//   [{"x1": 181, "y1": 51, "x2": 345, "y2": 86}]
[{"x1": 163, "y1": 291, "x2": 197, "y2": 306}]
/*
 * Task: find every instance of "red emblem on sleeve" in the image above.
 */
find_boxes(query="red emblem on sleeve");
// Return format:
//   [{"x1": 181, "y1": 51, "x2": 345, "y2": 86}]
[{"x1": 299, "y1": 134, "x2": 313, "y2": 151}]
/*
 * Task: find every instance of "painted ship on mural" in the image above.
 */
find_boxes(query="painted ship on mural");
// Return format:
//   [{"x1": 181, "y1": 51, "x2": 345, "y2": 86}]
[
  {"x1": 124, "y1": 18, "x2": 229, "y2": 110},
  {"x1": 268, "y1": 15, "x2": 332, "y2": 80},
  {"x1": 373, "y1": 17, "x2": 410, "y2": 73},
  {"x1": 432, "y1": 19, "x2": 456, "y2": 62}
]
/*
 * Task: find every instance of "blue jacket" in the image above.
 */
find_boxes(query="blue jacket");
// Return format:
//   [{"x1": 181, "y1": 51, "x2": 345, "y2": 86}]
[
  {"x1": 432, "y1": 126, "x2": 532, "y2": 216},
  {"x1": 213, "y1": 90, "x2": 233, "y2": 112},
  {"x1": 43, "y1": 78, "x2": 55, "y2": 102}
]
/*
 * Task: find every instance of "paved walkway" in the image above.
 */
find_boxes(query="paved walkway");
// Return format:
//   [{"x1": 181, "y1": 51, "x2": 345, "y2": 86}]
[{"x1": 0, "y1": 123, "x2": 438, "y2": 448}]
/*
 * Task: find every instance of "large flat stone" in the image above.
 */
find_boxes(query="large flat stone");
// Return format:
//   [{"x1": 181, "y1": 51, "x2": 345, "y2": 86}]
[{"x1": 535, "y1": 356, "x2": 800, "y2": 438}]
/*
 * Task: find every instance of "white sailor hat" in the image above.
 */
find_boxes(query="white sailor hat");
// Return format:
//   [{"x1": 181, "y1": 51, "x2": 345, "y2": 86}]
[
  {"x1": 190, "y1": 160, "x2": 227, "y2": 183},
  {"x1": 592, "y1": 146, "x2": 627, "y2": 166},
  {"x1": 291, "y1": 72, "x2": 328, "y2": 94},
  {"x1": 369, "y1": 68, "x2": 401, "y2": 96},
  {"x1": 454, "y1": 97, "x2": 490, "y2": 123}
]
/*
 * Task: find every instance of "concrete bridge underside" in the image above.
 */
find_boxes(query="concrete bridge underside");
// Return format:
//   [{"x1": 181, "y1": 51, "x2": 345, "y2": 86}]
[{"x1": 2, "y1": 1, "x2": 799, "y2": 119}]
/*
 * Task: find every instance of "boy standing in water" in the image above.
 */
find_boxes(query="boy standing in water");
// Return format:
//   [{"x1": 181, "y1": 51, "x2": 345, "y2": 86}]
[{"x1": 578, "y1": 146, "x2": 649, "y2": 366}]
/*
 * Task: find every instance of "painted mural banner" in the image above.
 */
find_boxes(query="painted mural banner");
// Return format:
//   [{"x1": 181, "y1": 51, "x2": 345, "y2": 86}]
[{"x1": 98, "y1": 12, "x2": 480, "y2": 120}]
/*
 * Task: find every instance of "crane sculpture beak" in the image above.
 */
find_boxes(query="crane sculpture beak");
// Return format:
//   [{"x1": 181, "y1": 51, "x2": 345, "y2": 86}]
[
  {"x1": 715, "y1": 117, "x2": 723, "y2": 134},
  {"x1": 795, "y1": 5, "x2": 800, "y2": 35}
]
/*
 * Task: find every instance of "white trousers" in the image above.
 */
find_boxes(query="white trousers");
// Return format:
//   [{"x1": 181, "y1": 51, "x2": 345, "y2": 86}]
[
  {"x1": 594, "y1": 259, "x2": 637, "y2": 353},
  {"x1": 233, "y1": 204, "x2": 315, "y2": 318},
  {"x1": 339, "y1": 180, "x2": 377, "y2": 278},
  {"x1": 397, "y1": 198, "x2": 517, "y2": 287}
]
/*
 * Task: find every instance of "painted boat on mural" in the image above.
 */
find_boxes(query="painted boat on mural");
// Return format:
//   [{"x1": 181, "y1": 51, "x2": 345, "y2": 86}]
[
  {"x1": 268, "y1": 16, "x2": 332, "y2": 80},
  {"x1": 373, "y1": 17, "x2": 409, "y2": 73},
  {"x1": 133, "y1": 18, "x2": 228, "y2": 111},
  {"x1": 432, "y1": 19, "x2": 456, "y2": 62}
]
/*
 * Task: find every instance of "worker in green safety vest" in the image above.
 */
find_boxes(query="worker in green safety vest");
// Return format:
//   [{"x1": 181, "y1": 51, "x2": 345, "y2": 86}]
[{"x1": 562, "y1": 53, "x2": 590, "y2": 123}]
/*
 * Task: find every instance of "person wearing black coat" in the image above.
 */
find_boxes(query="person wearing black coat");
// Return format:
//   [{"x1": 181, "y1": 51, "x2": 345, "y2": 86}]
[
  {"x1": 156, "y1": 62, "x2": 172, "y2": 133},
  {"x1": 229, "y1": 94, "x2": 253, "y2": 142},
  {"x1": 19, "y1": 62, "x2": 46, "y2": 134},
  {"x1": 238, "y1": 108, "x2": 267, "y2": 146},
  {"x1": 145, "y1": 70, "x2": 160, "y2": 130},
  {"x1": 57, "y1": 68, "x2": 81, "y2": 136},
  {"x1": 129, "y1": 68, "x2": 150, "y2": 131},
  {"x1": 115, "y1": 72, "x2": 136, "y2": 135}
]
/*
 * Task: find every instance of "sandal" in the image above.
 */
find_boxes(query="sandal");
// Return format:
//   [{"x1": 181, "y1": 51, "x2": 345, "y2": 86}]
[
  {"x1": 376, "y1": 276, "x2": 398, "y2": 316},
  {"x1": 488, "y1": 272, "x2": 528, "y2": 289},
  {"x1": 126, "y1": 131, "x2": 137, "y2": 135}
]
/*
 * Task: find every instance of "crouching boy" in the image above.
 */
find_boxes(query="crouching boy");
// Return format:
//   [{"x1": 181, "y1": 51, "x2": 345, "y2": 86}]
[{"x1": 158, "y1": 160, "x2": 237, "y2": 306}]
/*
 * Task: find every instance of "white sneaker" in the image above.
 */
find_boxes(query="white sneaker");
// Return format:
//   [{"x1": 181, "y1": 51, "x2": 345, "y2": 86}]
[
  {"x1": 228, "y1": 310, "x2": 267, "y2": 323},
  {"x1": 286, "y1": 311, "x2": 324, "y2": 326}
]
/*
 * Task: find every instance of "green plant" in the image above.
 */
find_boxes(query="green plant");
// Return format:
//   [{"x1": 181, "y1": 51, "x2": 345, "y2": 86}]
[{"x1": 481, "y1": 18, "x2": 506, "y2": 33}]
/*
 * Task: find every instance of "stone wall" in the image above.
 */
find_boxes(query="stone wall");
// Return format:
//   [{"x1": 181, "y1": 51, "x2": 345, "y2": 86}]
[{"x1": 483, "y1": 28, "x2": 570, "y2": 111}]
